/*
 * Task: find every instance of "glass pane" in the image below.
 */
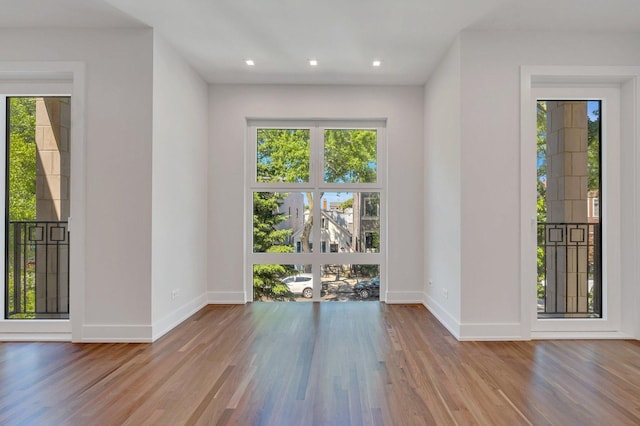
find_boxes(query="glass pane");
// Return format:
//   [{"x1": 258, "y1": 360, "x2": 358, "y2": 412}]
[
  {"x1": 6, "y1": 97, "x2": 71, "y2": 319},
  {"x1": 536, "y1": 100, "x2": 601, "y2": 318},
  {"x1": 256, "y1": 129, "x2": 310, "y2": 183},
  {"x1": 324, "y1": 129, "x2": 377, "y2": 183},
  {"x1": 253, "y1": 264, "x2": 312, "y2": 301},
  {"x1": 321, "y1": 264, "x2": 379, "y2": 301},
  {"x1": 253, "y1": 192, "x2": 312, "y2": 253},
  {"x1": 8, "y1": 97, "x2": 37, "y2": 222},
  {"x1": 320, "y1": 192, "x2": 380, "y2": 253},
  {"x1": 319, "y1": 192, "x2": 352, "y2": 253}
]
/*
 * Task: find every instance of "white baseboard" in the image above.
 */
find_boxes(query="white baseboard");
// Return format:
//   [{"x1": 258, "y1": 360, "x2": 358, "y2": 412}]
[
  {"x1": 152, "y1": 294, "x2": 207, "y2": 342},
  {"x1": 422, "y1": 295, "x2": 461, "y2": 339},
  {"x1": 0, "y1": 319, "x2": 72, "y2": 342},
  {"x1": 531, "y1": 330, "x2": 633, "y2": 340},
  {"x1": 458, "y1": 322, "x2": 525, "y2": 341},
  {"x1": 79, "y1": 324, "x2": 153, "y2": 343},
  {"x1": 81, "y1": 291, "x2": 208, "y2": 341},
  {"x1": 423, "y1": 294, "x2": 525, "y2": 341},
  {"x1": 0, "y1": 333, "x2": 71, "y2": 341},
  {"x1": 385, "y1": 291, "x2": 424, "y2": 304},
  {"x1": 15, "y1": 292, "x2": 237, "y2": 343},
  {"x1": 207, "y1": 291, "x2": 246, "y2": 304}
]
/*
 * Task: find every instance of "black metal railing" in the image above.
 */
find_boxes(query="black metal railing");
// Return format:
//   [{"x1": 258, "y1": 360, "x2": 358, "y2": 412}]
[
  {"x1": 537, "y1": 222, "x2": 601, "y2": 318},
  {"x1": 6, "y1": 221, "x2": 69, "y2": 319}
]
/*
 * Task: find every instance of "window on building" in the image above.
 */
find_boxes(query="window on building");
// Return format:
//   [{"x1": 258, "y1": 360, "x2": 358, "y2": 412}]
[
  {"x1": 363, "y1": 195, "x2": 379, "y2": 218},
  {"x1": 365, "y1": 232, "x2": 380, "y2": 252}
]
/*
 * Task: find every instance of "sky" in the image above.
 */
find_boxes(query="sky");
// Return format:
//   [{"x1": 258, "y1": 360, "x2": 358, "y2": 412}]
[{"x1": 587, "y1": 100, "x2": 600, "y2": 121}]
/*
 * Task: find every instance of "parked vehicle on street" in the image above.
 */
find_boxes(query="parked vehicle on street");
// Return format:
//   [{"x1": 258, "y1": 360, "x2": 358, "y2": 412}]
[
  {"x1": 354, "y1": 276, "x2": 380, "y2": 299},
  {"x1": 281, "y1": 273, "x2": 314, "y2": 298}
]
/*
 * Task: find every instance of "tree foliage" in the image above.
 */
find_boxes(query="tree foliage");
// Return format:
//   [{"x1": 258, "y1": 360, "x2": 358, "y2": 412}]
[
  {"x1": 587, "y1": 107, "x2": 600, "y2": 192},
  {"x1": 339, "y1": 197, "x2": 353, "y2": 210},
  {"x1": 536, "y1": 102, "x2": 547, "y2": 223},
  {"x1": 536, "y1": 102, "x2": 547, "y2": 299},
  {"x1": 8, "y1": 97, "x2": 37, "y2": 221},
  {"x1": 253, "y1": 263, "x2": 295, "y2": 301},
  {"x1": 5, "y1": 98, "x2": 37, "y2": 317},
  {"x1": 324, "y1": 130, "x2": 377, "y2": 183},
  {"x1": 256, "y1": 129, "x2": 377, "y2": 255},
  {"x1": 257, "y1": 129, "x2": 310, "y2": 183},
  {"x1": 252, "y1": 192, "x2": 295, "y2": 301},
  {"x1": 253, "y1": 192, "x2": 292, "y2": 253}
]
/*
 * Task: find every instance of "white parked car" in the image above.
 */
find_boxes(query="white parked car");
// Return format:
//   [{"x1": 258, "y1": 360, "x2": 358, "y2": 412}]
[{"x1": 281, "y1": 273, "x2": 313, "y2": 298}]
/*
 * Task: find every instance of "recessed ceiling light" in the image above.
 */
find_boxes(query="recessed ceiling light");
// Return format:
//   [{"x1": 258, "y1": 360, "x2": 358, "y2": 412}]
[
  {"x1": 309, "y1": 59, "x2": 318, "y2": 66},
  {"x1": 372, "y1": 60, "x2": 382, "y2": 67},
  {"x1": 245, "y1": 59, "x2": 255, "y2": 66}
]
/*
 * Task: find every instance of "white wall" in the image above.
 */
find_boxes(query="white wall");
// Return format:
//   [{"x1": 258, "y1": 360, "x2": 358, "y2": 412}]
[
  {"x1": 620, "y1": 77, "x2": 640, "y2": 339},
  {"x1": 423, "y1": 38, "x2": 462, "y2": 337},
  {"x1": 457, "y1": 31, "x2": 640, "y2": 339},
  {"x1": 208, "y1": 85, "x2": 424, "y2": 303},
  {"x1": 151, "y1": 33, "x2": 209, "y2": 340},
  {"x1": 0, "y1": 28, "x2": 154, "y2": 341}
]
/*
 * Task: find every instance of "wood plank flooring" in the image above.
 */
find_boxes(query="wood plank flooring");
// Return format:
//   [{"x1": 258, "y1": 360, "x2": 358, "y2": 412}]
[{"x1": 1, "y1": 303, "x2": 640, "y2": 425}]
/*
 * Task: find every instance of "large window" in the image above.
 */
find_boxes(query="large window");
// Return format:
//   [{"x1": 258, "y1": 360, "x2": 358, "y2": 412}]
[
  {"x1": 247, "y1": 121, "x2": 386, "y2": 302},
  {"x1": 4, "y1": 97, "x2": 71, "y2": 319},
  {"x1": 536, "y1": 100, "x2": 602, "y2": 319}
]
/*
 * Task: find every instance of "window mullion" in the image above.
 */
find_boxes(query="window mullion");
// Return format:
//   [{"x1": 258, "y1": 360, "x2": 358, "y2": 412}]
[
  {"x1": 312, "y1": 124, "x2": 322, "y2": 187},
  {"x1": 314, "y1": 123, "x2": 323, "y2": 291}
]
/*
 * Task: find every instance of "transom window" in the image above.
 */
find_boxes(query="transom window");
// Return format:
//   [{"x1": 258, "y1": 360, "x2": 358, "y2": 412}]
[{"x1": 247, "y1": 120, "x2": 386, "y2": 302}]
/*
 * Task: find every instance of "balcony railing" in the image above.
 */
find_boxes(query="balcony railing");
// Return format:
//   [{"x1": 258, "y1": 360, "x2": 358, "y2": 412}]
[
  {"x1": 537, "y1": 222, "x2": 601, "y2": 318},
  {"x1": 6, "y1": 221, "x2": 69, "y2": 319}
]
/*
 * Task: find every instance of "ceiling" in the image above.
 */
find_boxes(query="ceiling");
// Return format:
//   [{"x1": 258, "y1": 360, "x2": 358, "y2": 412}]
[{"x1": 1, "y1": 0, "x2": 639, "y2": 85}]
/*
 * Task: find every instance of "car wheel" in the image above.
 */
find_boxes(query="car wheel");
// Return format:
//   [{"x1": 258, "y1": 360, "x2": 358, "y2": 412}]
[
  {"x1": 360, "y1": 288, "x2": 370, "y2": 299},
  {"x1": 302, "y1": 288, "x2": 313, "y2": 298}
]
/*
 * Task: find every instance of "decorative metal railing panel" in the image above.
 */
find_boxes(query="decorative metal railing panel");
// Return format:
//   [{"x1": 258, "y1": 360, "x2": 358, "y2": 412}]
[
  {"x1": 6, "y1": 221, "x2": 69, "y2": 319},
  {"x1": 537, "y1": 222, "x2": 601, "y2": 318}
]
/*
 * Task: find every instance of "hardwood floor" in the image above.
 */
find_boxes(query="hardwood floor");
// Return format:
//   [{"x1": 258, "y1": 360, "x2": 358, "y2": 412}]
[{"x1": 1, "y1": 303, "x2": 640, "y2": 425}]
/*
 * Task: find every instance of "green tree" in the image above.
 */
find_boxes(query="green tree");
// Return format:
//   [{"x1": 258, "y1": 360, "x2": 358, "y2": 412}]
[
  {"x1": 256, "y1": 129, "x2": 377, "y2": 255},
  {"x1": 252, "y1": 192, "x2": 295, "y2": 301},
  {"x1": 587, "y1": 107, "x2": 600, "y2": 192},
  {"x1": 257, "y1": 129, "x2": 310, "y2": 184},
  {"x1": 8, "y1": 97, "x2": 37, "y2": 221},
  {"x1": 324, "y1": 130, "x2": 377, "y2": 184},
  {"x1": 253, "y1": 192, "x2": 292, "y2": 253},
  {"x1": 257, "y1": 129, "x2": 313, "y2": 255},
  {"x1": 536, "y1": 102, "x2": 547, "y2": 223},
  {"x1": 536, "y1": 102, "x2": 547, "y2": 300},
  {"x1": 339, "y1": 197, "x2": 353, "y2": 210},
  {"x1": 6, "y1": 97, "x2": 37, "y2": 318}
]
